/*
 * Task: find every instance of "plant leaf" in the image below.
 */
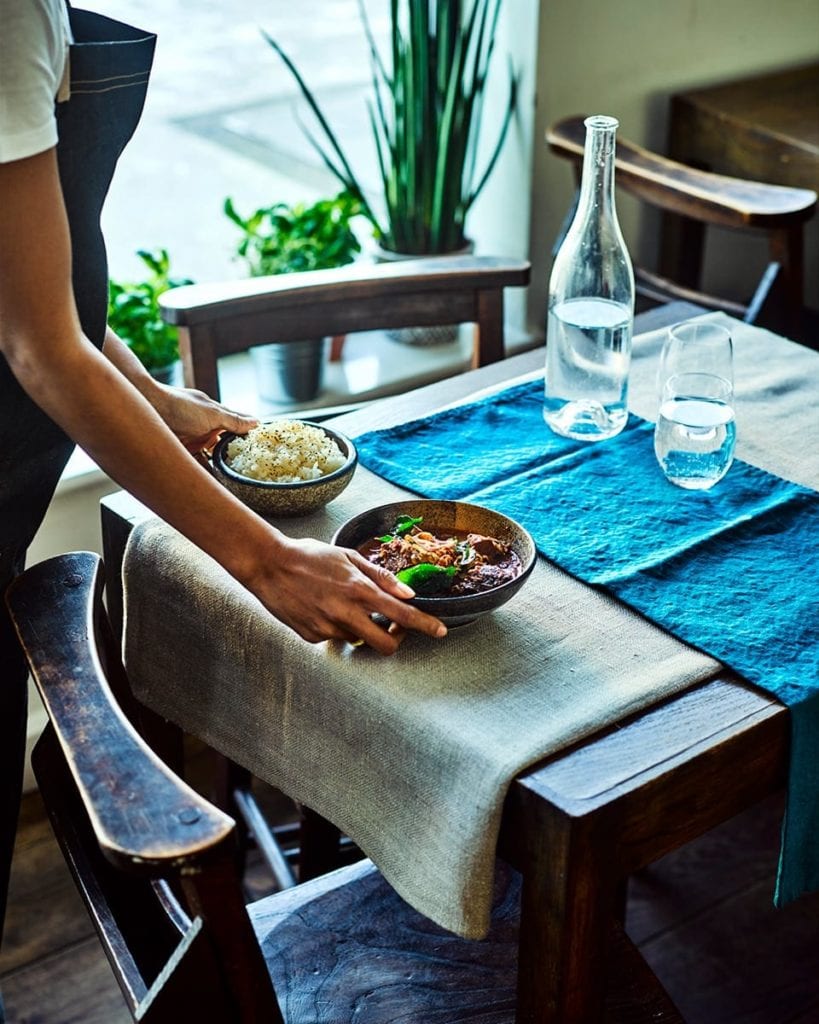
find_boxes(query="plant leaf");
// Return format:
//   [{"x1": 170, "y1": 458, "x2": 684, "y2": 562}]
[{"x1": 264, "y1": 2, "x2": 518, "y2": 254}]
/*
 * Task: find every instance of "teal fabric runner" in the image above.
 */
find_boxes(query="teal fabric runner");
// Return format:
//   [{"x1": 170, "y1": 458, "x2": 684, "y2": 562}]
[{"x1": 355, "y1": 378, "x2": 819, "y2": 905}]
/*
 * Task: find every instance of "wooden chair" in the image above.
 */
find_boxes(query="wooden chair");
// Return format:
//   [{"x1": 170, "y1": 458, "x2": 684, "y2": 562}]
[
  {"x1": 159, "y1": 255, "x2": 531, "y2": 401},
  {"x1": 546, "y1": 114, "x2": 817, "y2": 340},
  {"x1": 6, "y1": 552, "x2": 685, "y2": 1023}
]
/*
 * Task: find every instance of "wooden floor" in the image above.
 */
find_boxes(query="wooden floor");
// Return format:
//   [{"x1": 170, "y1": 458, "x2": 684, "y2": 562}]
[{"x1": 1, "y1": 780, "x2": 818, "y2": 1023}]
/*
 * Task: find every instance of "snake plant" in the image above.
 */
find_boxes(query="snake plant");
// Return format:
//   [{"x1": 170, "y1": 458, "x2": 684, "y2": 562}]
[{"x1": 264, "y1": 0, "x2": 518, "y2": 256}]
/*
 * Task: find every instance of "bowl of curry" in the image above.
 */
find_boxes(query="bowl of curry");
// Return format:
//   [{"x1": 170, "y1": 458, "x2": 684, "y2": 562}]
[{"x1": 332, "y1": 499, "x2": 536, "y2": 627}]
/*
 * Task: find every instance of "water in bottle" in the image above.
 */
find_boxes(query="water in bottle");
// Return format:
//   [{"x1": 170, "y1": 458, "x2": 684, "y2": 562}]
[{"x1": 544, "y1": 296, "x2": 631, "y2": 439}]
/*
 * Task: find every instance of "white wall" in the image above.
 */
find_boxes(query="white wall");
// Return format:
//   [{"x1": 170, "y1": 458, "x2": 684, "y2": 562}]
[{"x1": 528, "y1": 0, "x2": 819, "y2": 335}]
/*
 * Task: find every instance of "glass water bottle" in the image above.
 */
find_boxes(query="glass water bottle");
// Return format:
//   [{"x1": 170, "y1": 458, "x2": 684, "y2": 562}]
[{"x1": 543, "y1": 115, "x2": 635, "y2": 441}]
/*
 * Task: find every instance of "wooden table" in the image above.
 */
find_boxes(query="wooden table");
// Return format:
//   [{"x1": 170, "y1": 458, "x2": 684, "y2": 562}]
[
  {"x1": 668, "y1": 63, "x2": 819, "y2": 192},
  {"x1": 100, "y1": 303, "x2": 792, "y2": 1023},
  {"x1": 664, "y1": 62, "x2": 819, "y2": 337}
]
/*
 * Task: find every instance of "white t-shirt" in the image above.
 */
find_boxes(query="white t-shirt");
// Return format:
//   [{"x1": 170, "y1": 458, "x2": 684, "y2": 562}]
[{"x1": 0, "y1": 0, "x2": 72, "y2": 163}]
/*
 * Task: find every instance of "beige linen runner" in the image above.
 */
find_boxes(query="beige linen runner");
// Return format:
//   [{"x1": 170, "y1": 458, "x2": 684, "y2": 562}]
[{"x1": 122, "y1": 316, "x2": 818, "y2": 938}]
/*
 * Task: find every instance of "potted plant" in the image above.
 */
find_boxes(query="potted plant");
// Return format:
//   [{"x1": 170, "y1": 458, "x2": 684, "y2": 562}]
[
  {"x1": 264, "y1": 0, "x2": 518, "y2": 259},
  {"x1": 223, "y1": 190, "x2": 362, "y2": 402},
  {"x1": 108, "y1": 248, "x2": 193, "y2": 384}
]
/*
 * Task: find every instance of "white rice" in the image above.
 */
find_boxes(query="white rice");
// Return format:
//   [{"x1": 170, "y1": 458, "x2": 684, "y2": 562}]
[{"x1": 225, "y1": 420, "x2": 345, "y2": 484}]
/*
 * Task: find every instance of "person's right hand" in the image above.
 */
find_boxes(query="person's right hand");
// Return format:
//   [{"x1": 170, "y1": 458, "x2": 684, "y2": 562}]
[
  {"x1": 149, "y1": 382, "x2": 258, "y2": 454},
  {"x1": 246, "y1": 536, "x2": 447, "y2": 655}
]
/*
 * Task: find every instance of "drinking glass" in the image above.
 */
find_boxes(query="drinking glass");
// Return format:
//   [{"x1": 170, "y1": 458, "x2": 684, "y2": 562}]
[{"x1": 653, "y1": 321, "x2": 736, "y2": 490}]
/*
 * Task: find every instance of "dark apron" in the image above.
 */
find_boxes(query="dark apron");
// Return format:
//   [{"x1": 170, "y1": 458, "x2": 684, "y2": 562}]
[{"x1": 0, "y1": 6, "x2": 155, "y2": 947}]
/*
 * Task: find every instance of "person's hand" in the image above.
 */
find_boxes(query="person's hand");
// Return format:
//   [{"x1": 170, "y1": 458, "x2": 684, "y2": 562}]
[
  {"x1": 152, "y1": 383, "x2": 257, "y2": 453},
  {"x1": 247, "y1": 536, "x2": 447, "y2": 655}
]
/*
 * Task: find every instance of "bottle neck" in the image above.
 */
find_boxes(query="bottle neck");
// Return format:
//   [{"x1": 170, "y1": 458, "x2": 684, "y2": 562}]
[
  {"x1": 548, "y1": 114, "x2": 634, "y2": 311},
  {"x1": 577, "y1": 115, "x2": 618, "y2": 226}
]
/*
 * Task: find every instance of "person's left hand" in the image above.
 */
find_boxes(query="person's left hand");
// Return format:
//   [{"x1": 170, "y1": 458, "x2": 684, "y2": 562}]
[{"x1": 152, "y1": 383, "x2": 257, "y2": 453}]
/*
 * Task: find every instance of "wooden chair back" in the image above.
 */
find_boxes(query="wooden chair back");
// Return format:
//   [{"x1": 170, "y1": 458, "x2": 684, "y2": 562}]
[
  {"x1": 159, "y1": 255, "x2": 530, "y2": 401},
  {"x1": 6, "y1": 552, "x2": 279, "y2": 1021},
  {"x1": 546, "y1": 114, "x2": 817, "y2": 338}
]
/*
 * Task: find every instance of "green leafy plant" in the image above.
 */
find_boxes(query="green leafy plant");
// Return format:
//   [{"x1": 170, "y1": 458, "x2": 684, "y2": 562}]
[
  {"x1": 107, "y1": 249, "x2": 193, "y2": 372},
  {"x1": 264, "y1": 0, "x2": 518, "y2": 256},
  {"x1": 223, "y1": 191, "x2": 363, "y2": 278}
]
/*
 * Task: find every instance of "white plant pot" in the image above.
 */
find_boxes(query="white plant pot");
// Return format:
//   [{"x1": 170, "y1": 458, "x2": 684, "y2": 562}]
[{"x1": 374, "y1": 241, "x2": 473, "y2": 346}]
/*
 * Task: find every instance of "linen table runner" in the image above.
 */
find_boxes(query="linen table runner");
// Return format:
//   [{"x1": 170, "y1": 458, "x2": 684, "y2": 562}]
[
  {"x1": 355, "y1": 377, "x2": 819, "y2": 906},
  {"x1": 123, "y1": 468, "x2": 719, "y2": 939}
]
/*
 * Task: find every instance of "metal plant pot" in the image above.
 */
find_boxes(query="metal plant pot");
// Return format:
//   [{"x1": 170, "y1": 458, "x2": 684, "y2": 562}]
[
  {"x1": 250, "y1": 339, "x2": 329, "y2": 404},
  {"x1": 149, "y1": 360, "x2": 181, "y2": 386}
]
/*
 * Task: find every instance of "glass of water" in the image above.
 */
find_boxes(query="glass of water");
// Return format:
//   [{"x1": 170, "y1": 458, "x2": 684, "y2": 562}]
[{"x1": 654, "y1": 321, "x2": 736, "y2": 490}]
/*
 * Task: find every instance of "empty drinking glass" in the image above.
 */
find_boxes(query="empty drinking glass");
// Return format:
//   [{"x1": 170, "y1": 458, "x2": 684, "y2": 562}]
[{"x1": 654, "y1": 321, "x2": 736, "y2": 490}]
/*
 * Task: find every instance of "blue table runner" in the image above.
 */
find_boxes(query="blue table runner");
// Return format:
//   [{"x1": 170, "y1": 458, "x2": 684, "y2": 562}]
[{"x1": 355, "y1": 378, "x2": 819, "y2": 905}]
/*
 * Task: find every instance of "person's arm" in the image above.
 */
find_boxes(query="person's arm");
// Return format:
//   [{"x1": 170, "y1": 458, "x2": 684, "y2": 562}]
[
  {"x1": 102, "y1": 325, "x2": 257, "y2": 453},
  {"x1": 0, "y1": 148, "x2": 446, "y2": 652}
]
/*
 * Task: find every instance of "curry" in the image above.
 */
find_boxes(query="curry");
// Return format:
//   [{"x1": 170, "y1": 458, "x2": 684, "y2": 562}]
[{"x1": 358, "y1": 515, "x2": 523, "y2": 596}]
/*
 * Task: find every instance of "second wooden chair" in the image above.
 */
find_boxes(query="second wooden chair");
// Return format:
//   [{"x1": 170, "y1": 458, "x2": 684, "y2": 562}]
[
  {"x1": 159, "y1": 255, "x2": 531, "y2": 401},
  {"x1": 546, "y1": 114, "x2": 817, "y2": 340}
]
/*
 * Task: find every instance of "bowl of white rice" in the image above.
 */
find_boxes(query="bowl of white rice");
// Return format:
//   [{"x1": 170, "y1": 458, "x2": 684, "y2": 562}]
[{"x1": 211, "y1": 419, "x2": 357, "y2": 517}]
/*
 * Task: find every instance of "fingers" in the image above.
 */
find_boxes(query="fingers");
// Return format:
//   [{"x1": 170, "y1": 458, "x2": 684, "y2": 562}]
[
  {"x1": 187, "y1": 410, "x2": 256, "y2": 443},
  {"x1": 279, "y1": 583, "x2": 438, "y2": 654},
  {"x1": 387, "y1": 621, "x2": 407, "y2": 645},
  {"x1": 254, "y1": 538, "x2": 447, "y2": 655},
  {"x1": 182, "y1": 429, "x2": 222, "y2": 455},
  {"x1": 223, "y1": 409, "x2": 258, "y2": 434},
  {"x1": 379, "y1": 597, "x2": 447, "y2": 638},
  {"x1": 352, "y1": 551, "x2": 415, "y2": 598},
  {"x1": 157, "y1": 384, "x2": 258, "y2": 449},
  {"x1": 348, "y1": 617, "x2": 402, "y2": 655},
  {"x1": 348, "y1": 551, "x2": 447, "y2": 639},
  {"x1": 294, "y1": 612, "x2": 402, "y2": 655}
]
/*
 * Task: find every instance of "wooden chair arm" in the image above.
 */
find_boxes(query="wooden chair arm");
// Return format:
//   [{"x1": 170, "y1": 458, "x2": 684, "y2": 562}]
[
  {"x1": 5, "y1": 552, "x2": 233, "y2": 874},
  {"x1": 159, "y1": 255, "x2": 530, "y2": 327},
  {"x1": 159, "y1": 255, "x2": 531, "y2": 398},
  {"x1": 547, "y1": 114, "x2": 817, "y2": 230}
]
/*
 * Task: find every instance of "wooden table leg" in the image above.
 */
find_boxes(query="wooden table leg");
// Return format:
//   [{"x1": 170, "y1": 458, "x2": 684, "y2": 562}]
[
  {"x1": 299, "y1": 806, "x2": 343, "y2": 880},
  {"x1": 509, "y1": 794, "x2": 619, "y2": 1023}
]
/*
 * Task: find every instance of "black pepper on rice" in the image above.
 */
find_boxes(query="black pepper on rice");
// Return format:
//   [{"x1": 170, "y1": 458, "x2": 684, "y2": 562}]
[{"x1": 226, "y1": 421, "x2": 345, "y2": 483}]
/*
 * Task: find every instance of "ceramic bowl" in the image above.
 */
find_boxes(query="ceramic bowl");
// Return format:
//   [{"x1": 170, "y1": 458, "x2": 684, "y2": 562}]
[
  {"x1": 332, "y1": 499, "x2": 536, "y2": 627},
  {"x1": 211, "y1": 421, "x2": 357, "y2": 518}
]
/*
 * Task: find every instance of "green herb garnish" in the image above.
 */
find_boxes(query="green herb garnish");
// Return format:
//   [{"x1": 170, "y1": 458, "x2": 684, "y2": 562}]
[
  {"x1": 455, "y1": 541, "x2": 476, "y2": 567},
  {"x1": 377, "y1": 514, "x2": 424, "y2": 543},
  {"x1": 396, "y1": 563, "x2": 458, "y2": 595}
]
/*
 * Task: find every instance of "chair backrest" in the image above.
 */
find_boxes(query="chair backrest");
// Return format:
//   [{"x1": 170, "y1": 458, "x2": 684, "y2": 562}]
[
  {"x1": 546, "y1": 114, "x2": 817, "y2": 336},
  {"x1": 159, "y1": 255, "x2": 530, "y2": 401}
]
